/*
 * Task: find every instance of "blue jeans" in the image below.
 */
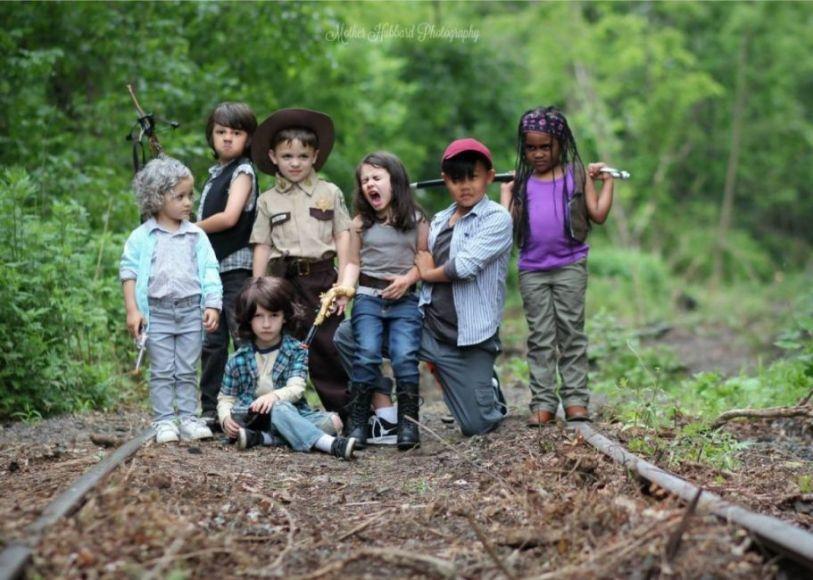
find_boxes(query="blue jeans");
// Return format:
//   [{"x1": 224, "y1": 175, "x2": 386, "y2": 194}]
[
  {"x1": 351, "y1": 293, "x2": 422, "y2": 387},
  {"x1": 336, "y1": 320, "x2": 505, "y2": 437}
]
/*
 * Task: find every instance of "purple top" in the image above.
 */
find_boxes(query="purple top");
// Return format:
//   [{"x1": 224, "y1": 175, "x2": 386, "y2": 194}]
[{"x1": 518, "y1": 169, "x2": 589, "y2": 272}]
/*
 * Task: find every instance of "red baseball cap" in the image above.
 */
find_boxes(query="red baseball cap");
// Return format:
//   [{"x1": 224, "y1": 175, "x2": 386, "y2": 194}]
[{"x1": 441, "y1": 138, "x2": 493, "y2": 164}]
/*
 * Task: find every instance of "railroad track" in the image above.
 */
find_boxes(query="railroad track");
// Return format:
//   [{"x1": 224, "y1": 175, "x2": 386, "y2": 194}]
[
  {"x1": 1, "y1": 416, "x2": 811, "y2": 578},
  {"x1": 0, "y1": 428, "x2": 154, "y2": 580}
]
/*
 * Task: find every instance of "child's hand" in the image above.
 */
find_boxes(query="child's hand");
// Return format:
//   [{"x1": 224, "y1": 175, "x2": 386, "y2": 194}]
[
  {"x1": 588, "y1": 162, "x2": 613, "y2": 181},
  {"x1": 126, "y1": 309, "x2": 145, "y2": 339},
  {"x1": 499, "y1": 178, "x2": 515, "y2": 208},
  {"x1": 334, "y1": 295, "x2": 350, "y2": 316},
  {"x1": 203, "y1": 308, "x2": 220, "y2": 333},
  {"x1": 415, "y1": 251, "x2": 435, "y2": 278},
  {"x1": 381, "y1": 274, "x2": 413, "y2": 300},
  {"x1": 250, "y1": 392, "x2": 278, "y2": 414},
  {"x1": 222, "y1": 416, "x2": 241, "y2": 439}
]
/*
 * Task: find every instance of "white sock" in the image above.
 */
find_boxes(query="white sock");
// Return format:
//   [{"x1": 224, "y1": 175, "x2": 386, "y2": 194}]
[
  {"x1": 261, "y1": 432, "x2": 276, "y2": 446},
  {"x1": 375, "y1": 406, "x2": 397, "y2": 424},
  {"x1": 314, "y1": 434, "x2": 335, "y2": 453}
]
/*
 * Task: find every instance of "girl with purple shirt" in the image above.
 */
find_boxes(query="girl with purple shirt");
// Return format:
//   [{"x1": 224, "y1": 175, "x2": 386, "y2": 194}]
[{"x1": 500, "y1": 106, "x2": 615, "y2": 426}]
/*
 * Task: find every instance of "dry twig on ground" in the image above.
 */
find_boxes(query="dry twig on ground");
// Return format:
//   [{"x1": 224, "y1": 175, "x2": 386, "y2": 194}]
[
  {"x1": 711, "y1": 405, "x2": 813, "y2": 429},
  {"x1": 462, "y1": 511, "x2": 518, "y2": 579},
  {"x1": 664, "y1": 489, "x2": 702, "y2": 563}
]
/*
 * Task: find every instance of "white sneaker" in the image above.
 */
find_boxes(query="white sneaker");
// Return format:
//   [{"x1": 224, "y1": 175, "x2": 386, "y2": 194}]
[
  {"x1": 179, "y1": 417, "x2": 213, "y2": 441},
  {"x1": 367, "y1": 415, "x2": 398, "y2": 445},
  {"x1": 493, "y1": 372, "x2": 508, "y2": 417},
  {"x1": 154, "y1": 420, "x2": 180, "y2": 444}
]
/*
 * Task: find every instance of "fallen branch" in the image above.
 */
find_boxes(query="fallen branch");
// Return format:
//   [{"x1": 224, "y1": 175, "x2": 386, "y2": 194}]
[{"x1": 711, "y1": 405, "x2": 813, "y2": 429}]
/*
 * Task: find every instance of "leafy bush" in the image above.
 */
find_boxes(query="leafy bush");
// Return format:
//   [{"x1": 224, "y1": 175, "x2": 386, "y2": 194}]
[
  {"x1": 0, "y1": 168, "x2": 129, "y2": 420},
  {"x1": 592, "y1": 296, "x2": 812, "y2": 468},
  {"x1": 587, "y1": 247, "x2": 675, "y2": 322},
  {"x1": 663, "y1": 220, "x2": 776, "y2": 284}
]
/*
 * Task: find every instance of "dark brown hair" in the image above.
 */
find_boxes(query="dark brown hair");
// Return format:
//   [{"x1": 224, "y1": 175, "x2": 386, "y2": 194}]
[
  {"x1": 353, "y1": 151, "x2": 424, "y2": 232},
  {"x1": 205, "y1": 102, "x2": 258, "y2": 158},
  {"x1": 234, "y1": 277, "x2": 306, "y2": 342},
  {"x1": 270, "y1": 127, "x2": 319, "y2": 151}
]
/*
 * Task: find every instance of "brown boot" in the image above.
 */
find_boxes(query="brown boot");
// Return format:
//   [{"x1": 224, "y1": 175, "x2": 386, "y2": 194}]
[
  {"x1": 527, "y1": 409, "x2": 555, "y2": 427},
  {"x1": 565, "y1": 405, "x2": 590, "y2": 422}
]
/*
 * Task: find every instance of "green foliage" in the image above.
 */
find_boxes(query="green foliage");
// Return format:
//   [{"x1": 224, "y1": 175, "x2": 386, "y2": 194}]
[
  {"x1": 627, "y1": 427, "x2": 749, "y2": 471},
  {"x1": 593, "y1": 302, "x2": 812, "y2": 426},
  {"x1": 0, "y1": 2, "x2": 811, "y2": 419},
  {"x1": 592, "y1": 288, "x2": 813, "y2": 469},
  {"x1": 662, "y1": 216, "x2": 776, "y2": 284},
  {"x1": 2, "y1": 1, "x2": 810, "y2": 269},
  {"x1": 589, "y1": 311, "x2": 682, "y2": 396},
  {"x1": 587, "y1": 246, "x2": 674, "y2": 321},
  {"x1": 0, "y1": 168, "x2": 126, "y2": 419}
]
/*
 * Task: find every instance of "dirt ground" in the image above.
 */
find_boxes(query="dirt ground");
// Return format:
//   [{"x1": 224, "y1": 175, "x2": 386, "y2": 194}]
[
  {"x1": 1, "y1": 377, "x2": 811, "y2": 579},
  {"x1": 1, "y1": 320, "x2": 811, "y2": 578}
]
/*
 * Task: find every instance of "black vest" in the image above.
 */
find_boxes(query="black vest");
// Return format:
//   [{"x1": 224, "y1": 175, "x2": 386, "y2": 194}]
[{"x1": 201, "y1": 157, "x2": 258, "y2": 262}]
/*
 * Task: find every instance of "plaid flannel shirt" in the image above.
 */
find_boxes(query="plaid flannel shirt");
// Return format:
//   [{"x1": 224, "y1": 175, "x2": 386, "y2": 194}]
[{"x1": 221, "y1": 334, "x2": 309, "y2": 415}]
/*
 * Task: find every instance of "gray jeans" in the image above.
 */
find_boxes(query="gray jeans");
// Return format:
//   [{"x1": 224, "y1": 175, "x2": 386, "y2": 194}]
[
  {"x1": 334, "y1": 320, "x2": 505, "y2": 436},
  {"x1": 519, "y1": 260, "x2": 589, "y2": 413},
  {"x1": 146, "y1": 297, "x2": 203, "y2": 422}
]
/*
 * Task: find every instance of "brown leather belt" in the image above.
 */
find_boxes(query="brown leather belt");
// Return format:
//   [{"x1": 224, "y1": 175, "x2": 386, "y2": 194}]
[
  {"x1": 268, "y1": 257, "x2": 334, "y2": 277},
  {"x1": 358, "y1": 273, "x2": 417, "y2": 294}
]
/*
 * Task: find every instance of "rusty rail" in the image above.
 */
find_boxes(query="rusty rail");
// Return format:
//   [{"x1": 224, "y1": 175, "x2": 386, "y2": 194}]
[
  {"x1": 0, "y1": 428, "x2": 154, "y2": 580},
  {"x1": 568, "y1": 419, "x2": 813, "y2": 571}
]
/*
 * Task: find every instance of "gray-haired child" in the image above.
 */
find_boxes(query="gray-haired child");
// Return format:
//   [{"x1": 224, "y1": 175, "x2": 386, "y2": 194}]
[{"x1": 120, "y1": 156, "x2": 223, "y2": 443}]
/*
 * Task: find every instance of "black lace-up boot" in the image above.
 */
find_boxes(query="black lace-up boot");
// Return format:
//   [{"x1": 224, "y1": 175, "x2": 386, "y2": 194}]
[
  {"x1": 347, "y1": 383, "x2": 373, "y2": 449},
  {"x1": 396, "y1": 382, "x2": 420, "y2": 450}
]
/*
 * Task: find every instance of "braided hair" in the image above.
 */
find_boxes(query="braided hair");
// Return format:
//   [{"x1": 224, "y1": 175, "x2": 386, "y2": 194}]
[{"x1": 509, "y1": 106, "x2": 586, "y2": 249}]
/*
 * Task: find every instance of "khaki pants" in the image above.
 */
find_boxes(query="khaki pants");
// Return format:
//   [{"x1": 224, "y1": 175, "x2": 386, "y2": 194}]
[{"x1": 519, "y1": 260, "x2": 589, "y2": 413}]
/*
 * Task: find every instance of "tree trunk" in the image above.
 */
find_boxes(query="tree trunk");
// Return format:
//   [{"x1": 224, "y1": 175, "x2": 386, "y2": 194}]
[
  {"x1": 713, "y1": 32, "x2": 750, "y2": 286},
  {"x1": 572, "y1": 61, "x2": 633, "y2": 249}
]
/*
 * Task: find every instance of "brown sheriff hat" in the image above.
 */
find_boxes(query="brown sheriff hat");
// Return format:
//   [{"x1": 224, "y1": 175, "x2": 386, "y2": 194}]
[{"x1": 251, "y1": 108, "x2": 335, "y2": 175}]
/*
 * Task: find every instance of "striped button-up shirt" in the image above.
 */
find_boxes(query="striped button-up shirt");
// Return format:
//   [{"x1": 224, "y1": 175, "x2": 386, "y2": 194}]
[{"x1": 419, "y1": 196, "x2": 513, "y2": 346}]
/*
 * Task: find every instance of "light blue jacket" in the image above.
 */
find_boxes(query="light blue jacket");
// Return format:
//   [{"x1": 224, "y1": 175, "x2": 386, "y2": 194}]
[{"x1": 120, "y1": 219, "x2": 223, "y2": 328}]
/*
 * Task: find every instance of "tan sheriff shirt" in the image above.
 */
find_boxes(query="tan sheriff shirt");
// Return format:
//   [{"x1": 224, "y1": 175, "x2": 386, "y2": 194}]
[{"x1": 250, "y1": 174, "x2": 351, "y2": 260}]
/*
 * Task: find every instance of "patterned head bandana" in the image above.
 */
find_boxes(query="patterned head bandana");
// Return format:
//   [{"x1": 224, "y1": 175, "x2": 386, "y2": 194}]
[{"x1": 520, "y1": 110, "x2": 567, "y2": 140}]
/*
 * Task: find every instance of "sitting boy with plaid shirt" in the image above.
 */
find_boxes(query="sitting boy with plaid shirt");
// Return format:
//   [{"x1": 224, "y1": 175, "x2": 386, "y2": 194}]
[{"x1": 218, "y1": 276, "x2": 356, "y2": 460}]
